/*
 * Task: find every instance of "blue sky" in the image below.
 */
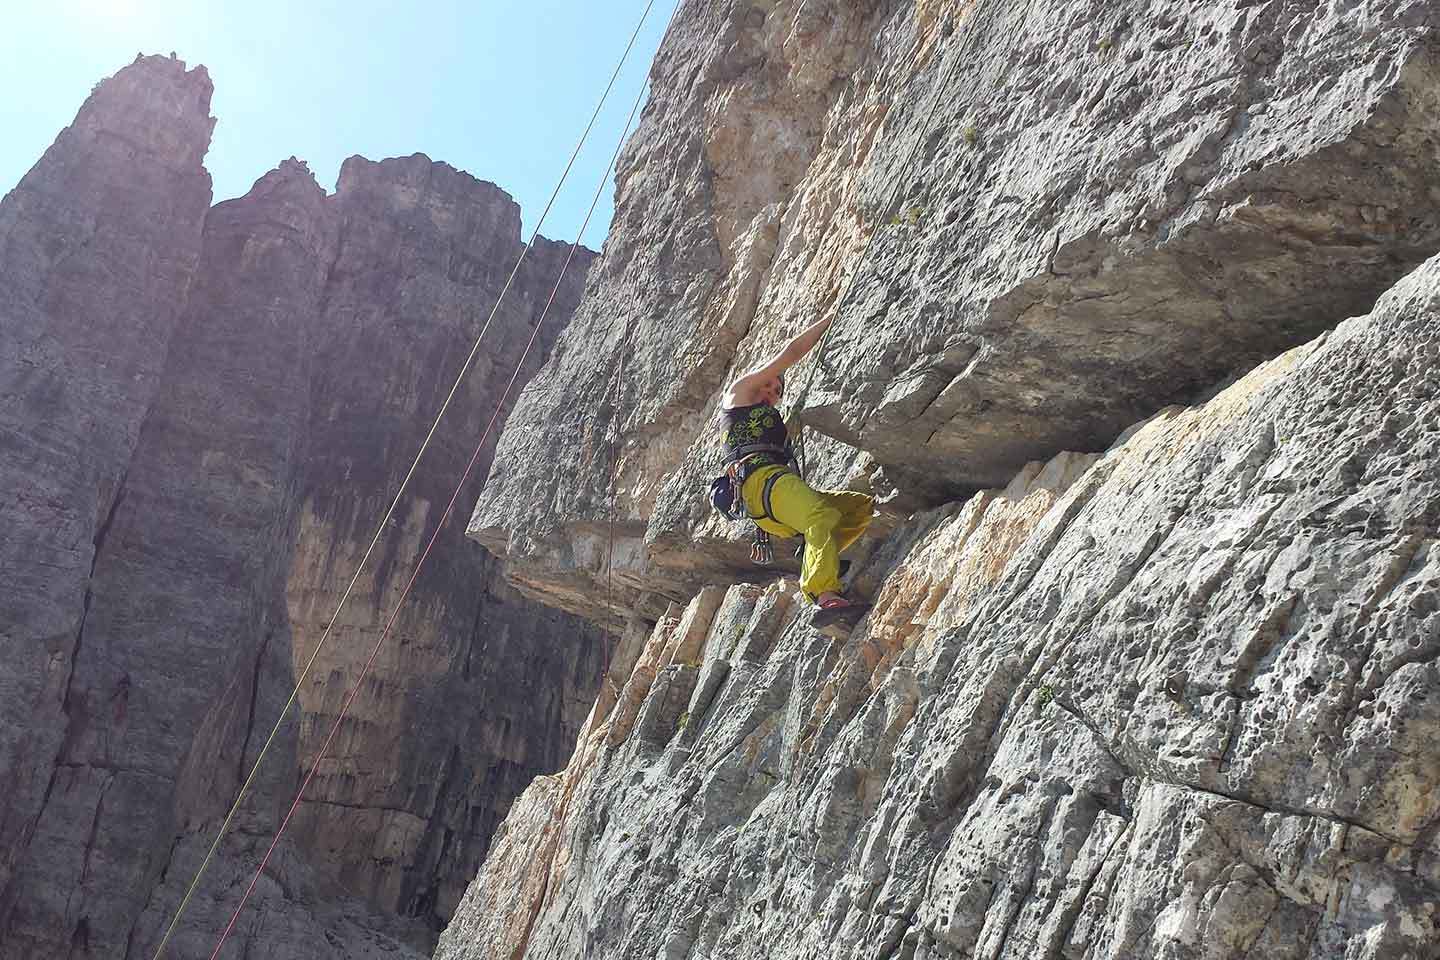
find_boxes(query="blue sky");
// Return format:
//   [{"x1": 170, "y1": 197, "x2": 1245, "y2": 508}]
[{"x1": 0, "y1": 0, "x2": 678, "y2": 250}]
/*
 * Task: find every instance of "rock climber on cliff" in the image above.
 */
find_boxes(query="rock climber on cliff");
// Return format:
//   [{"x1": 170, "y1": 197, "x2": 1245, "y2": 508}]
[{"x1": 718, "y1": 315, "x2": 874, "y2": 632}]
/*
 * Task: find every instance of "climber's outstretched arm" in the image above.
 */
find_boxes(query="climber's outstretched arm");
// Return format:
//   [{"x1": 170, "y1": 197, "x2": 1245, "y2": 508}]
[{"x1": 724, "y1": 315, "x2": 833, "y2": 406}]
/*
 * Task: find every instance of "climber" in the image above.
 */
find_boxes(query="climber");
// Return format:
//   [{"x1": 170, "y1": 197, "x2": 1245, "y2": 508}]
[{"x1": 718, "y1": 314, "x2": 874, "y2": 632}]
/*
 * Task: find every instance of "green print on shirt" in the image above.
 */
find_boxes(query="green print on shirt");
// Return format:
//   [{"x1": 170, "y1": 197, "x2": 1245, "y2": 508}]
[{"x1": 727, "y1": 408, "x2": 777, "y2": 447}]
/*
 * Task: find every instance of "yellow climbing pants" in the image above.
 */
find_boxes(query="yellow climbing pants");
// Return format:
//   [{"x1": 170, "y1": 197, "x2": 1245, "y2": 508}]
[{"x1": 741, "y1": 465, "x2": 873, "y2": 601}]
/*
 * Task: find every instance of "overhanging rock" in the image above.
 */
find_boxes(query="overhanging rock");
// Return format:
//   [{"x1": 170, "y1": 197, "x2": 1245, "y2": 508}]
[
  {"x1": 469, "y1": 0, "x2": 1440, "y2": 623},
  {"x1": 803, "y1": 0, "x2": 1440, "y2": 490}
]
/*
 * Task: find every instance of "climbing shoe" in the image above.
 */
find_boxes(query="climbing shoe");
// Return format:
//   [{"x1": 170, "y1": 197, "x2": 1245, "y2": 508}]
[{"x1": 810, "y1": 596, "x2": 871, "y2": 637}]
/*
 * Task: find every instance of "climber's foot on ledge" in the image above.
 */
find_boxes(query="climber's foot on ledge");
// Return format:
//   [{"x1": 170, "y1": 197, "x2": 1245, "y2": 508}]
[{"x1": 810, "y1": 594, "x2": 871, "y2": 637}]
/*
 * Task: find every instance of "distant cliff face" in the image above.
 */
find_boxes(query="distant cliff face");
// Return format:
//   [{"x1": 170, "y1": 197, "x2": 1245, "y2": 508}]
[
  {"x1": 0, "y1": 53, "x2": 216, "y2": 954},
  {"x1": 285, "y1": 154, "x2": 605, "y2": 930},
  {"x1": 468, "y1": 0, "x2": 1440, "y2": 624},
  {"x1": 0, "y1": 56, "x2": 600, "y2": 959},
  {"x1": 440, "y1": 252, "x2": 1440, "y2": 960}
]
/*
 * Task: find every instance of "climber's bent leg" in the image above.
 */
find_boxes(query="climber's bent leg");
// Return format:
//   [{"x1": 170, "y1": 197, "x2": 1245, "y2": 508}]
[
  {"x1": 761, "y1": 473, "x2": 845, "y2": 601},
  {"x1": 741, "y1": 469, "x2": 876, "y2": 604},
  {"x1": 825, "y1": 489, "x2": 874, "y2": 555}
]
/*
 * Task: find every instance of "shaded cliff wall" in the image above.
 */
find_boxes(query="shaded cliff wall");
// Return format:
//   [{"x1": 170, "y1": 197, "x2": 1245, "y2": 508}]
[
  {"x1": 27, "y1": 158, "x2": 377, "y2": 960},
  {"x1": 468, "y1": 0, "x2": 1440, "y2": 625},
  {"x1": 0, "y1": 53, "x2": 216, "y2": 947},
  {"x1": 0, "y1": 56, "x2": 602, "y2": 959},
  {"x1": 440, "y1": 249, "x2": 1440, "y2": 960},
  {"x1": 286, "y1": 155, "x2": 606, "y2": 929}
]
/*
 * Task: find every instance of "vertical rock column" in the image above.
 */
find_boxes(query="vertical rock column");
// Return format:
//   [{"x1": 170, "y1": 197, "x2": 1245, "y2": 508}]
[
  {"x1": 285, "y1": 155, "x2": 607, "y2": 931},
  {"x1": 0, "y1": 53, "x2": 214, "y2": 923},
  {"x1": 0, "y1": 160, "x2": 337, "y2": 958}
]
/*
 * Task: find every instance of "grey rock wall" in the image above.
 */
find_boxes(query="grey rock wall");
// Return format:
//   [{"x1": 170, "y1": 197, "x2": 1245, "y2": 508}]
[
  {"x1": 79, "y1": 158, "x2": 405, "y2": 960},
  {"x1": 469, "y1": 0, "x2": 889, "y2": 623},
  {"x1": 802, "y1": 0, "x2": 1440, "y2": 487},
  {"x1": 438, "y1": 249, "x2": 1440, "y2": 960},
  {"x1": 468, "y1": 0, "x2": 1440, "y2": 626},
  {"x1": 286, "y1": 155, "x2": 605, "y2": 931},
  {"x1": 1, "y1": 139, "x2": 416, "y2": 958},
  {"x1": 0, "y1": 51, "x2": 215, "y2": 936},
  {"x1": 0, "y1": 59, "x2": 602, "y2": 959}
]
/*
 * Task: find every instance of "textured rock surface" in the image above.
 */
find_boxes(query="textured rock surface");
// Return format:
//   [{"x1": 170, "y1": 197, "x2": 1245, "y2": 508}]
[
  {"x1": 286, "y1": 155, "x2": 605, "y2": 930},
  {"x1": 469, "y1": 0, "x2": 1440, "y2": 623},
  {"x1": 0, "y1": 140, "x2": 420, "y2": 958},
  {"x1": 0, "y1": 51, "x2": 215, "y2": 933},
  {"x1": 468, "y1": 0, "x2": 890, "y2": 623},
  {"x1": 76, "y1": 158, "x2": 423, "y2": 960},
  {"x1": 439, "y1": 251, "x2": 1440, "y2": 960},
  {"x1": 0, "y1": 62, "x2": 601, "y2": 959}
]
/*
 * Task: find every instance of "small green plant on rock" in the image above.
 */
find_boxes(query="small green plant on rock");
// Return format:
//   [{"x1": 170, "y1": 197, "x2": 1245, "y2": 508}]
[
  {"x1": 890, "y1": 203, "x2": 927, "y2": 227},
  {"x1": 962, "y1": 124, "x2": 981, "y2": 145},
  {"x1": 1036, "y1": 684, "x2": 1055, "y2": 708}
]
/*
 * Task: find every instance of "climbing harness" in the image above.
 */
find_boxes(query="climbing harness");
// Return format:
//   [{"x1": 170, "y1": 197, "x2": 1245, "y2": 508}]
[
  {"x1": 145, "y1": 5, "x2": 673, "y2": 960},
  {"x1": 709, "y1": 439, "x2": 800, "y2": 566},
  {"x1": 709, "y1": 442, "x2": 789, "y2": 518}
]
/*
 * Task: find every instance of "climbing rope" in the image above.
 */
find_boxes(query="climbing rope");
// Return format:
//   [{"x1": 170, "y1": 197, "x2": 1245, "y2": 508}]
[
  {"x1": 788, "y1": 10, "x2": 977, "y2": 477},
  {"x1": 205, "y1": 18, "x2": 662, "y2": 960},
  {"x1": 147, "y1": 4, "x2": 664, "y2": 958},
  {"x1": 599, "y1": 213, "x2": 649, "y2": 701},
  {"x1": 603, "y1": 324, "x2": 629, "y2": 696}
]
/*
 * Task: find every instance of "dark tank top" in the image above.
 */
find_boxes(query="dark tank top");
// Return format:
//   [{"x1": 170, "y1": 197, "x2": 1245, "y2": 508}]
[{"x1": 720, "y1": 402, "x2": 789, "y2": 468}]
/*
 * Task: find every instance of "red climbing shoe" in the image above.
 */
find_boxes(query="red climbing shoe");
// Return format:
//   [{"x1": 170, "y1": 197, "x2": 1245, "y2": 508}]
[{"x1": 810, "y1": 595, "x2": 871, "y2": 635}]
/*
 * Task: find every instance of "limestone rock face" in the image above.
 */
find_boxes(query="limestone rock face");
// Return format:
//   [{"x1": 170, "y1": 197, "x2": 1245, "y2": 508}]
[
  {"x1": 468, "y1": 0, "x2": 1440, "y2": 623},
  {"x1": 0, "y1": 51, "x2": 214, "y2": 939},
  {"x1": 0, "y1": 62, "x2": 601, "y2": 959},
  {"x1": 286, "y1": 154, "x2": 605, "y2": 930},
  {"x1": 72, "y1": 157, "x2": 412, "y2": 960},
  {"x1": 438, "y1": 251, "x2": 1440, "y2": 960}
]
